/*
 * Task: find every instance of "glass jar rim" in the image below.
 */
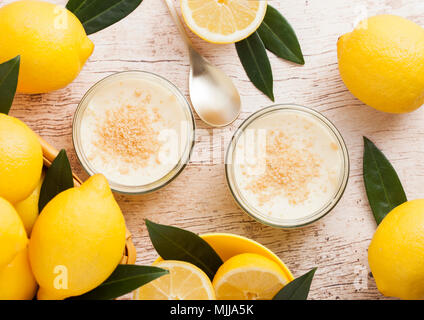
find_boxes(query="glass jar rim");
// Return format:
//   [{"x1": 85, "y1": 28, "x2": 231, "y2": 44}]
[
  {"x1": 225, "y1": 104, "x2": 350, "y2": 228},
  {"x1": 72, "y1": 70, "x2": 195, "y2": 195}
]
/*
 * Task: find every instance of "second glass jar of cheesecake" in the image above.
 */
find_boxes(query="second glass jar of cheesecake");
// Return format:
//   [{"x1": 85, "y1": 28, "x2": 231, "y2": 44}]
[{"x1": 226, "y1": 104, "x2": 349, "y2": 228}]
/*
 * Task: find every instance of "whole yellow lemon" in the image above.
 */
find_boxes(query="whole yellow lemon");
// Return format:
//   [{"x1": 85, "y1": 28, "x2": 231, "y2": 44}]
[
  {"x1": 0, "y1": 197, "x2": 28, "y2": 270},
  {"x1": 0, "y1": 113, "x2": 43, "y2": 204},
  {"x1": 368, "y1": 199, "x2": 424, "y2": 300},
  {"x1": 15, "y1": 173, "x2": 44, "y2": 235},
  {"x1": 338, "y1": 15, "x2": 424, "y2": 113},
  {"x1": 0, "y1": 0, "x2": 94, "y2": 94},
  {"x1": 29, "y1": 174, "x2": 126, "y2": 300},
  {"x1": 0, "y1": 248, "x2": 37, "y2": 300}
]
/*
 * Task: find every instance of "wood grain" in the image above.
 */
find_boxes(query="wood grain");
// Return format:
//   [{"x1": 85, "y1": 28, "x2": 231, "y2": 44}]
[{"x1": 5, "y1": 0, "x2": 424, "y2": 300}]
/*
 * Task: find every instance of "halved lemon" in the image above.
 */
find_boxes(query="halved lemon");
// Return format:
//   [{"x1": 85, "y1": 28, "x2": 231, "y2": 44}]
[
  {"x1": 135, "y1": 260, "x2": 216, "y2": 300},
  {"x1": 212, "y1": 253, "x2": 290, "y2": 300},
  {"x1": 181, "y1": 0, "x2": 268, "y2": 44}
]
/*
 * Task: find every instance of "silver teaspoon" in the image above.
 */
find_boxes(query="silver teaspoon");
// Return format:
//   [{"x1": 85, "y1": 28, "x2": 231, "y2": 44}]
[{"x1": 164, "y1": 0, "x2": 241, "y2": 127}]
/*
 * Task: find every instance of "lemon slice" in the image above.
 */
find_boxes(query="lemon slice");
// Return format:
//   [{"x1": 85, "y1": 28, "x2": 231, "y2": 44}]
[
  {"x1": 135, "y1": 260, "x2": 216, "y2": 300},
  {"x1": 181, "y1": 0, "x2": 268, "y2": 44},
  {"x1": 212, "y1": 253, "x2": 290, "y2": 300}
]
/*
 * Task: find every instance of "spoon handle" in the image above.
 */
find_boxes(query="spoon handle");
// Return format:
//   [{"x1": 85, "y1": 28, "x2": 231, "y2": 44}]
[{"x1": 163, "y1": 0, "x2": 193, "y2": 47}]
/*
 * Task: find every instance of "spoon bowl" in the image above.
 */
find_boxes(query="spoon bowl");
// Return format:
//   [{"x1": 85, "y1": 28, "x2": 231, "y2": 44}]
[{"x1": 164, "y1": 0, "x2": 241, "y2": 127}]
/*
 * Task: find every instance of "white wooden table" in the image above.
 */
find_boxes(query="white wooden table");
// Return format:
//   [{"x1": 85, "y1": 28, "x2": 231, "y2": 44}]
[{"x1": 8, "y1": 0, "x2": 424, "y2": 299}]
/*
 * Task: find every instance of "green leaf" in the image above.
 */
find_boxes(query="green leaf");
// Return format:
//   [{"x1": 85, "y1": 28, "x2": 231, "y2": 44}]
[
  {"x1": 145, "y1": 220, "x2": 223, "y2": 280},
  {"x1": 257, "y1": 5, "x2": 304, "y2": 65},
  {"x1": 363, "y1": 137, "x2": 407, "y2": 225},
  {"x1": 235, "y1": 32, "x2": 274, "y2": 101},
  {"x1": 0, "y1": 56, "x2": 20, "y2": 115},
  {"x1": 273, "y1": 268, "x2": 317, "y2": 300},
  {"x1": 70, "y1": 265, "x2": 168, "y2": 300},
  {"x1": 38, "y1": 149, "x2": 74, "y2": 212},
  {"x1": 66, "y1": 0, "x2": 90, "y2": 13},
  {"x1": 67, "y1": 0, "x2": 143, "y2": 35}
]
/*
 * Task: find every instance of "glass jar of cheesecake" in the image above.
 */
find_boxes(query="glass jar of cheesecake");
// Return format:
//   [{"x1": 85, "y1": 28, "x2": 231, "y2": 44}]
[
  {"x1": 73, "y1": 71, "x2": 195, "y2": 194},
  {"x1": 225, "y1": 104, "x2": 349, "y2": 228}
]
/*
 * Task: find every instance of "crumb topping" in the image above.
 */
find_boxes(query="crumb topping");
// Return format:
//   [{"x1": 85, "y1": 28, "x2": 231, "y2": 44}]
[
  {"x1": 92, "y1": 96, "x2": 163, "y2": 172},
  {"x1": 245, "y1": 130, "x2": 322, "y2": 205}
]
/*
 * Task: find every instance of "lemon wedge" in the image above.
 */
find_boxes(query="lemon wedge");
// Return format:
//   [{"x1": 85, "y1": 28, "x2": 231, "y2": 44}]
[
  {"x1": 181, "y1": 0, "x2": 267, "y2": 44},
  {"x1": 136, "y1": 260, "x2": 216, "y2": 300},
  {"x1": 212, "y1": 253, "x2": 290, "y2": 300}
]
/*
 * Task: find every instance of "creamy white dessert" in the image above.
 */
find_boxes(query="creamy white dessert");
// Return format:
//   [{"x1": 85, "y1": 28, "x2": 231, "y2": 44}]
[
  {"x1": 78, "y1": 74, "x2": 191, "y2": 187},
  {"x1": 231, "y1": 108, "x2": 345, "y2": 222}
]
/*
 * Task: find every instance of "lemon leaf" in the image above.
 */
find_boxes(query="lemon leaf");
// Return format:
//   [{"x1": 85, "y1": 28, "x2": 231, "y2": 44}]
[
  {"x1": 273, "y1": 268, "x2": 317, "y2": 300},
  {"x1": 363, "y1": 137, "x2": 407, "y2": 225},
  {"x1": 257, "y1": 5, "x2": 304, "y2": 65},
  {"x1": 67, "y1": 0, "x2": 143, "y2": 35},
  {"x1": 66, "y1": 0, "x2": 90, "y2": 13},
  {"x1": 38, "y1": 149, "x2": 74, "y2": 212},
  {"x1": 0, "y1": 56, "x2": 20, "y2": 115},
  {"x1": 70, "y1": 265, "x2": 168, "y2": 300},
  {"x1": 145, "y1": 219, "x2": 223, "y2": 280},
  {"x1": 236, "y1": 32, "x2": 274, "y2": 101}
]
